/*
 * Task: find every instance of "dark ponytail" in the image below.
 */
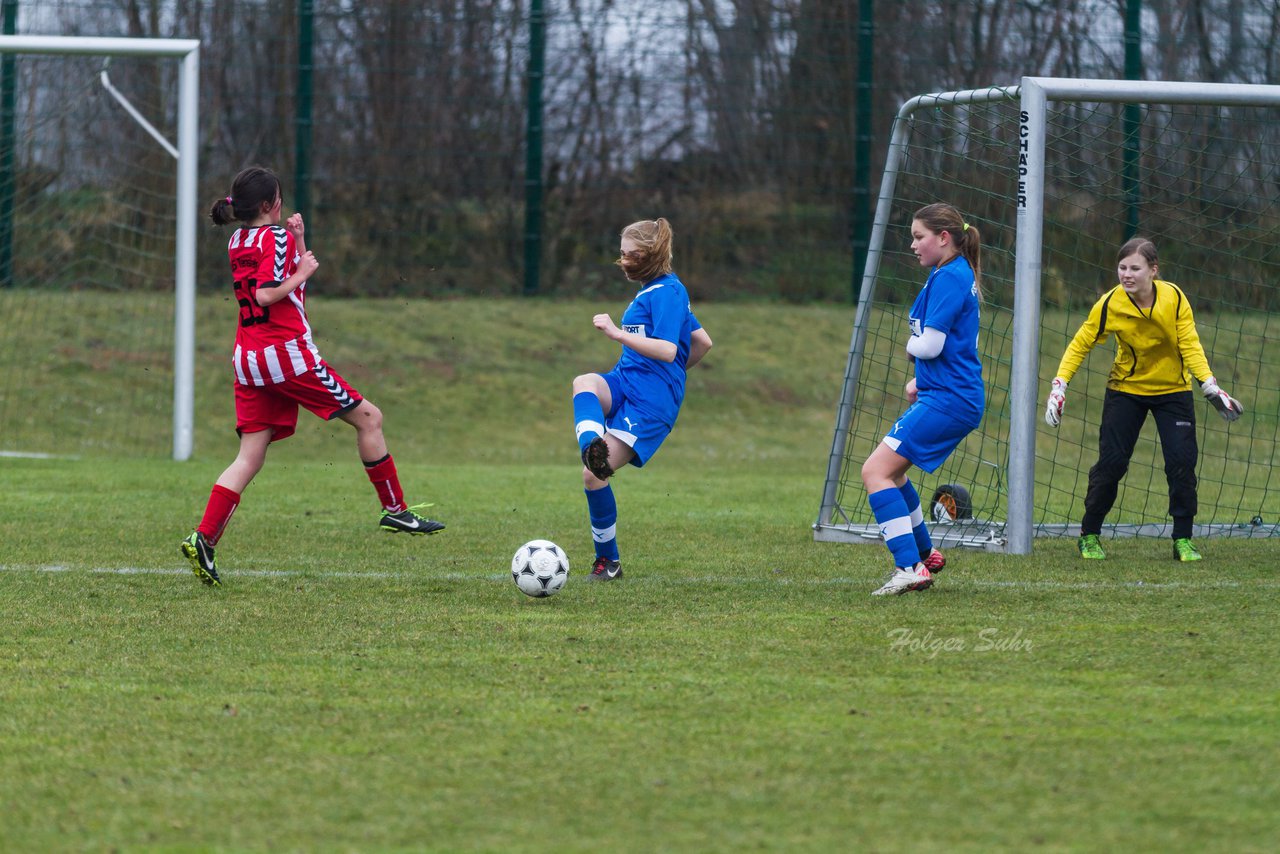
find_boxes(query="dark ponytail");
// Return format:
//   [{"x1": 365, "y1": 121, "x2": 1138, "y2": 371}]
[
  {"x1": 209, "y1": 166, "x2": 281, "y2": 227},
  {"x1": 209, "y1": 197, "x2": 236, "y2": 226}
]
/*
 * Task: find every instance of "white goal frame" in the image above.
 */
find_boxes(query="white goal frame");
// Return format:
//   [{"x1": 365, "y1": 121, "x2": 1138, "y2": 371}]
[
  {"x1": 816, "y1": 77, "x2": 1280, "y2": 555},
  {"x1": 0, "y1": 35, "x2": 199, "y2": 460}
]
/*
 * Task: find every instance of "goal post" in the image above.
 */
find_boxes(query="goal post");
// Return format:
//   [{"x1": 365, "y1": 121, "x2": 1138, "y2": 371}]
[
  {"x1": 817, "y1": 77, "x2": 1280, "y2": 555},
  {"x1": 0, "y1": 35, "x2": 199, "y2": 460}
]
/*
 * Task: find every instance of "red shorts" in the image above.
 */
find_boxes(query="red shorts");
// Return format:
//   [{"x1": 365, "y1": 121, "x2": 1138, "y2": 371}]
[{"x1": 234, "y1": 361, "x2": 363, "y2": 442}]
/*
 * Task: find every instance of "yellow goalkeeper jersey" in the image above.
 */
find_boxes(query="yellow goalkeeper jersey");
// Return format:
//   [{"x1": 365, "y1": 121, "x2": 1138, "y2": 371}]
[{"x1": 1054, "y1": 279, "x2": 1214, "y2": 396}]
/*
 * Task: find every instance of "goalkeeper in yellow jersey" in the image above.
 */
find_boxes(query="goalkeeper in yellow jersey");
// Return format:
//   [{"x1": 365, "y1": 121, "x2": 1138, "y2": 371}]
[{"x1": 1044, "y1": 237, "x2": 1243, "y2": 562}]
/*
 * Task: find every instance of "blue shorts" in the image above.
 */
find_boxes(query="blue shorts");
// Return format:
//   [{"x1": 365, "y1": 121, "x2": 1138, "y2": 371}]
[
  {"x1": 881, "y1": 401, "x2": 976, "y2": 473},
  {"x1": 602, "y1": 370, "x2": 674, "y2": 468}
]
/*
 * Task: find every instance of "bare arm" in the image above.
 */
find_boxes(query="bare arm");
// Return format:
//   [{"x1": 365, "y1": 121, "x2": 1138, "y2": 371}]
[
  {"x1": 593, "y1": 313, "x2": 678, "y2": 362},
  {"x1": 687, "y1": 327, "x2": 713, "y2": 368},
  {"x1": 256, "y1": 251, "x2": 318, "y2": 306}
]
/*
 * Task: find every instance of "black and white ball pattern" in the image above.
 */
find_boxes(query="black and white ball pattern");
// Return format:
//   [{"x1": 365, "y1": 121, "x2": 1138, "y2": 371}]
[{"x1": 511, "y1": 540, "x2": 570, "y2": 597}]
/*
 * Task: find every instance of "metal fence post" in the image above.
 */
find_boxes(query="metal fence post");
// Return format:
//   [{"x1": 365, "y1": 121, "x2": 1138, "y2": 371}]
[
  {"x1": 0, "y1": 0, "x2": 18, "y2": 288},
  {"x1": 295, "y1": 0, "x2": 314, "y2": 222},
  {"x1": 851, "y1": 0, "x2": 873, "y2": 303},
  {"x1": 1123, "y1": 0, "x2": 1142, "y2": 238},
  {"x1": 523, "y1": 0, "x2": 545, "y2": 296}
]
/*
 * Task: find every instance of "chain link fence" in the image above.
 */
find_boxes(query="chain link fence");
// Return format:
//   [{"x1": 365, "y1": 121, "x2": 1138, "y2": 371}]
[{"x1": 10, "y1": 1, "x2": 1274, "y2": 300}]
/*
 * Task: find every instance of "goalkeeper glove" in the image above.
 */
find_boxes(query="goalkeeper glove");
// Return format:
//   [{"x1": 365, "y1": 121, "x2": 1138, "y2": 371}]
[
  {"x1": 1044, "y1": 377, "x2": 1067, "y2": 427},
  {"x1": 1201, "y1": 377, "x2": 1243, "y2": 422}
]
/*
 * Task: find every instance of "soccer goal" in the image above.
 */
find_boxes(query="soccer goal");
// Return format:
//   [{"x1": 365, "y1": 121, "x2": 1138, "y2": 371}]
[
  {"x1": 816, "y1": 77, "x2": 1280, "y2": 555},
  {"x1": 0, "y1": 35, "x2": 198, "y2": 460}
]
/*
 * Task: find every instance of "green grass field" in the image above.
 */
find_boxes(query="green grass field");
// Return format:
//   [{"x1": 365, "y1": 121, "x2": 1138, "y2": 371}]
[{"x1": 2, "y1": 296, "x2": 1278, "y2": 851}]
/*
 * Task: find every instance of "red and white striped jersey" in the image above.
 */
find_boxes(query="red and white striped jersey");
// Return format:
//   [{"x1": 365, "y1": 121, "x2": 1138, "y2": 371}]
[{"x1": 226, "y1": 225, "x2": 322, "y2": 386}]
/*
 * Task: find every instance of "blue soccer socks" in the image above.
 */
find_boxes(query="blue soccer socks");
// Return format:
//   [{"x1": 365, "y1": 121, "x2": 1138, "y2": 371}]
[
  {"x1": 574, "y1": 392, "x2": 606, "y2": 454},
  {"x1": 898, "y1": 479, "x2": 934, "y2": 558},
  {"x1": 868, "y1": 487, "x2": 922, "y2": 569},
  {"x1": 585, "y1": 483, "x2": 620, "y2": 561}
]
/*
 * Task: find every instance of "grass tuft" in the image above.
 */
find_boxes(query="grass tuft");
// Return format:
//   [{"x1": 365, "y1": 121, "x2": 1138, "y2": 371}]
[{"x1": 1, "y1": 297, "x2": 1277, "y2": 850}]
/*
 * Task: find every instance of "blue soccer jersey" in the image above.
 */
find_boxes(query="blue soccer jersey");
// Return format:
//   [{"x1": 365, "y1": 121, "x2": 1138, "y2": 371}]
[
  {"x1": 909, "y1": 256, "x2": 984, "y2": 426},
  {"x1": 613, "y1": 273, "x2": 701, "y2": 426}
]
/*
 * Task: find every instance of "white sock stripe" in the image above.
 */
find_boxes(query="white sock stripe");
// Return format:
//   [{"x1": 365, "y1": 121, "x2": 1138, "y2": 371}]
[
  {"x1": 212, "y1": 501, "x2": 237, "y2": 543},
  {"x1": 908, "y1": 505, "x2": 925, "y2": 527},
  {"x1": 375, "y1": 478, "x2": 402, "y2": 513},
  {"x1": 880, "y1": 516, "x2": 914, "y2": 541},
  {"x1": 591, "y1": 524, "x2": 617, "y2": 543},
  {"x1": 576, "y1": 420, "x2": 605, "y2": 440}
]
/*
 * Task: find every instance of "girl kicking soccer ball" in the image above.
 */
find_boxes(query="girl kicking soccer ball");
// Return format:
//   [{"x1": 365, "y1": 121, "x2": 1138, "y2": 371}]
[
  {"x1": 181, "y1": 166, "x2": 443, "y2": 586},
  {"x1": 571, "y1": 218, "x2": 712, "y2": 580}
]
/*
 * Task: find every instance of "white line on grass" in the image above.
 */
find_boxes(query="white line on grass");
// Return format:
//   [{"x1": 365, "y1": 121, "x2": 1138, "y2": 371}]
[
  {"x1": 1, "y1": 563, "x2": 1277, "y2": 591},
  {"x1": 0, "y1": 450, "x2": 80, "y2": 459}
]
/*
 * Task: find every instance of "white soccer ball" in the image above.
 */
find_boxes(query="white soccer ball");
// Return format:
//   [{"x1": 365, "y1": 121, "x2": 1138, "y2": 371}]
[{"x1": 511, "y1": 539, "x2": 570, "y2": 598}]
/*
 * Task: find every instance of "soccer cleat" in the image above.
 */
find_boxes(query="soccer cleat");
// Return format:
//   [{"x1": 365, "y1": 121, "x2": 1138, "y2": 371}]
[
  {"x1": 1172, "y1": 537, "x2": 1203, "y2": 562},
  {"x1": 180, "y1": 532, "x2": 221, "y2": 587},
  {"x1": 1078, "y1": 534, "x2": 1106, "y2": 560},
  {"x1": 581, "y1": 437, "x2": 614, "y2": 481},
  {"x1": 380, "y1": 504, "x2": 446, "y2": 535},
  {"x1": 871, "y1": 564, "x2": 933, "y2": 596},
  {"x1": 921, "y1": 548, "x2": 946, "y2": 573},
  {"x1": 586, "y1": 556, "x2": 622, "y2": 582}
]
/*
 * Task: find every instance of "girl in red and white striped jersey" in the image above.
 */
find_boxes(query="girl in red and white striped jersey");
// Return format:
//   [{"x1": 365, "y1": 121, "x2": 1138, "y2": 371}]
[{"x1": 180, "y1": 166, "x2": 443, "y2": 587}]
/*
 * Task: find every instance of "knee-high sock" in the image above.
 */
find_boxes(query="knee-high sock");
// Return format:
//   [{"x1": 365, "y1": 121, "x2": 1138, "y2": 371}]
[
  {"x1": 585, "y1": 484, "x2": 619, "y2": 561},
  {"x1": 574, "y1": 392, "x2": 606, "y2": 454},
  {"x1": 899, "y1": 478, "x2": 933, "y2": 558},
  {"x1": 869, "y1": 487, "x2": 921, "y2": 569},
  {"x1": 198, "y1": 484, "x2": 240, "y2": 546},
  {"x1": 364, "y1": 453, "x2": 405, "y2": 513}
]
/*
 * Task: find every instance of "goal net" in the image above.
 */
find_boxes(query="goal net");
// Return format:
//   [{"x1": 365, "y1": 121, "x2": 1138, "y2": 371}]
[
  {"x1": 816, "y1": 78, "x2": 1280, "y2": 554},
  {"x1": 0, "y1": 36, "x2": 197, "y2": 460}
]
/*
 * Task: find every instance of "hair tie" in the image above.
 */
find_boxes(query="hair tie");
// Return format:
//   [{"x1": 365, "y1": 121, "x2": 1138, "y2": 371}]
[
  {"x1": 962, "y1": 222, "x2": 970, "y2": 232},
  {"x1": 225, "y1": 196, "x2": 233, "y2": 205}
]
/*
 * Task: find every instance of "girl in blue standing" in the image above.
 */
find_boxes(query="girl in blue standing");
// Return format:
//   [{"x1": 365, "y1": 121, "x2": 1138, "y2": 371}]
[
  {"x1": 571, "y1": 218, "x2": 713, "y2": 580},
  {"x1": 863, "y1": 203, "x2": 985, "y2": 596}
]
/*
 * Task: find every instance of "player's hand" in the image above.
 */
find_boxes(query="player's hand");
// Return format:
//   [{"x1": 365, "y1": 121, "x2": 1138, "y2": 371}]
[
  {"x1": 297, "y1": 250, "x2": 319, "y2": 278},
  {"x1": 592, "y1": 313, "x2": 620, "y2": 339},
  {"x1": 1044, "y1": 377, "x2": 1067, "y2": 427},
  {"x1": 1201, "y1": 376, "x2": 1243, "y2": 422},
  {"x1": 905, "y1": 377, "x2": 918, "y2": 404},
  {"x1": 285, "y1": 212, "x2": 305, "y2": 240}
]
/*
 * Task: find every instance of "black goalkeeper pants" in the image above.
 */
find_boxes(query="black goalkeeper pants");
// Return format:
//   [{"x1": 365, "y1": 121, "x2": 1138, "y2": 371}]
[{"x1": 1081, "y1": 388, "x2": 1198, "y2": 539}]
